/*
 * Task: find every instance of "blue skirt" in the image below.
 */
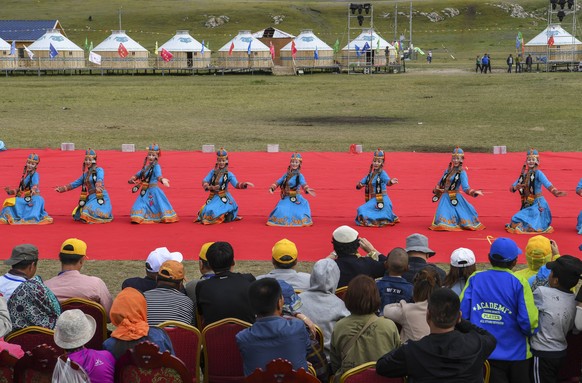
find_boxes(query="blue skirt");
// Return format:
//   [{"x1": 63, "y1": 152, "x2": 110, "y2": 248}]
[
  {"x1": 355, "y1": 195, "x2": 399, "y2": 227},
  {"x1": 197, "y1": 192, "x2": 239, "y2": 225},
  {"x1": 430, "y1": 194, "x2": 484, "y2": 231},
  {"x1": 267, "y1": 195, "x2": 313, "y2": 227},
  {"x1": 506, "y1": 197, "x2": 553, "y2": 234},
  {"x1": 0, "y1": 195, "x2": 53, "y2": 225},
  {"x1": 130, "y1": 186, "x2": 178, "y2": 224},
  {"x1": 73, "y1": 191, "x2": 113, "y2": 224},
  {"x1": 577, "y1": 211, "x2": 582, "y2": 234}
]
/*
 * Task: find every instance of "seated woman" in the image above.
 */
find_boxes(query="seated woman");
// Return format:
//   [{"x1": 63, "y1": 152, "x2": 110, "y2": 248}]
[
  {"x1": 383, "y1": 267, "x2": 439, "y2": 343},
  {"x1": 443, "y1": 248, "x2": 476, "y2": 296},
  {"x1": 0, "y1": 153, "x2": 53, "y2": 225},
  {"x1": 103, "y1": 287, "x2": 174, "y2": 359},
  {"x1": 330, "y1": 275, "x2": 400, "y2": 382},
  {"x1": 8, "y1": 275, "x2": 61, "y2": 332}
]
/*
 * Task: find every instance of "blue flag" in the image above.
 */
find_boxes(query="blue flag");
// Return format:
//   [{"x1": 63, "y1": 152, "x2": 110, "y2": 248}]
[
  {"x1": 201, "y1": 40, "x2": 205, "y2": 54},
  {"x1": 355, "y1": 44, "x2": 361, "y2": 57},
  {"x1": 49, "y1": 43, "x2": 59, "y2": 59},
  {"x1": 10, "y1": 40, "x2": 16, "y2": 56},
  {"x1": 314, "y1": 46, "x2": 319, "y2": 60},
  {"x1": 247, "y1": 40, "x2": 252, "y2": 55},
  {"x1": 363, "y1": 42, "x2": 370, "y2": 51}
]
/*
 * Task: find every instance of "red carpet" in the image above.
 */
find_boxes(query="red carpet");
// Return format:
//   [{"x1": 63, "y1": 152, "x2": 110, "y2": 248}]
[{"x1": 1, "y1": 149, "x2": 581, "y2": 264}]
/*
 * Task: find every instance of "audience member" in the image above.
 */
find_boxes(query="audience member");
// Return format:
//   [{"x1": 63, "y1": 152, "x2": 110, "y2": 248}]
[
  {"x1": 276, "y1": 279, "x2": 316, "y2": 335},
  {"x1": 236, "y1": 278, "x2": 311, "y2": 376},
  {"x1": 376, "y1": 288, "x2": 496, "y2": 382},
  {"x1": 256, "y1": 239, "x2": 311, "y2": 291},
  {"x1": 45, "y1": 238, "x2": 113, "y2": 315},
  {"x1": 376, "y1": 247, "x2": 413, "y2": 309},
  {"x1": 530, "y1": 255, "x2": 582, "y2": 383},
  {"x1": 103, "y1": 287, "x2": 174, "y2": 359},
  {"x1": 402, "y1": 233, "x2": 445, "y2": 284},
  {"x1": 144, "y1": 260, "x2": 194, "y2": 326},
  {"x1": 514, "y1": 235, "x2": 555, "y2": 281},
  {"x1": 330, "y1": 275, "x2": 400, "y2": 381},
  {"x1": 460, "y1": 237, "x2": 538, "y2": 383},
  {"x1": 384, "y1": 267, "x2": 438, "y2": 343},
  {"x1": 576, "y1": 286, "x2": 582, "y2": 331},
  {"x1": 299, "y1": 259, "x2": 350, "y2": 356},
  {"x1": 195, "y1": 242, "x2": 256, "y2": 326},
  {"x1": 54, "y1": 309, "x2": 115, "y2": 382},
  {"x1": 121, "y1": 247, "x2": 183, "y2": 293},
  {"x1": 0, "y1": 295, "x2": 23, "y2": 358},
  {"x1": 185, "y1": 242, "x2": 215, "y2": 311},
  {"x1": 330, "y1": 225, "x2": 386, "y2": 288},
  {"x1": 443, "y1": 247, "x2": 476, "y2": 295},
  {"x1": 0, "y1": 244, "x2": 39, "y2": 300}
]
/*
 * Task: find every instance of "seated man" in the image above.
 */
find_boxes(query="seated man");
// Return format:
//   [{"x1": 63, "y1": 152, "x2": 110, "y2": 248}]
[
  {"x1": 0, "y1": 244, "x2": 40, "y2": 301},
  {"x1": 236, "y1": 278, "x2": 311, "y2": 376},
  {"x1": 144, "y1": 260, "x2": 194, "y2": 326},
  {"x1": 256, "y1": 238, "x2": 311, "y2": 291},
  {"x1": 45, "y1": 238, "x2": 113, "y2": 315},
  {"x1": 185, "y1": 242, "x2": 215, "y2": 311},
  {"x1": 122, "y1": 247, "x2": 183, "y2": 293},
  {"x1": 377, "y1": 288, "x2": 497, "y2": 382}
]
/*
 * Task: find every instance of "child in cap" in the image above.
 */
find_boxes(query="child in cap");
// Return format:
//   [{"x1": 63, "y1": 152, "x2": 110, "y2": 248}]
[{"x1": 443, "y1": 247, "x2": 476, "y2": 296}]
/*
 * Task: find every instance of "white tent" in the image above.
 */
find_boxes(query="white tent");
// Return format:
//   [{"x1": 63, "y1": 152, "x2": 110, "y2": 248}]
[
  {"x1": 524, "y1": 24, "x2": 582, "y2": 63},
  {"x1": 280, "y1": 29, "x2": 334, "y2": 67},
  {"x1": 525, "y1": 24, "x2": 581, "y2": 46},
  {"x1": 340, "y1": 29, "x2": 394, "y2": 67},
  {"x1": 28, "y1": 29, "x2": 83, "y2": 52},
  {"x1": 27, "y1": 29, "x2": 84, "y2": 69},
  {"x1": 252, "y1": 27, "x2": 295, "y2": 39},
  {"x1": 157, "y1": 30, "x2": 211, "y2": 69},
  {"x1": 342, "y1": 29, "x2": 394, "y2": 51},
  {"x1": 91, "y1": 30, "x2": 148, "y2": 69},
  {"x1": 218, "y1": 30, "x2": 270, "y2": 53},
  {"x1": 0, "y1": 37, "x2": 10, "y2": 51},
  {"x1": 0, "y1": 36, "x2": 17, "y2": 69},
  {"x1": 92, "y1": 30, "x2": 148, "y2": 52},
  {"x1": 217, "y1": 30, "x2": 272, "y2": 69},
  {"x1": 159, "y1": 30, "x2": 209, "y2": 52},
  {"x1": 281, "y1": 30, "x2": 333, "y2": 52}
]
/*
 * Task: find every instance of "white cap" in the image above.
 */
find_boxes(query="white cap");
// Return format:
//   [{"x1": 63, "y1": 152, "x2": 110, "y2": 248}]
[
  {"x1": 450, "y1": 248, "x2": 476, "y2": 268},
  {"x1": 146, "y1": 247, "x2": 183, "y2": 272},
  {"x1": 332, "y1": 225, "x2": 359, "y2": 244}
]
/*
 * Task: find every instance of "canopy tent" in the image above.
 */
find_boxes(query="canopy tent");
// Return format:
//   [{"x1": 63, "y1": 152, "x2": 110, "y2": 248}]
[
  {"x1": 253, "y1": 27, "x2": 294, "y2": 65},
  {"x1": 217, "y1": 30, "x2": 272, "y2": 69},
  {"x1": 156, "y1": 30, "x2": 211, "y2": 69},
  {"x1": 27, "y1": 29, "x2": 84, "y2": 69},
  {"x1": 340, "y1": 29, "x2": 395, "y2": 67},
  {"x1": 0, "y1": 37, "x2": 17, "y2": 69},
  {"x1": 525, "y1": 24, "x2": 582, "y2": 63},
  {"x1": 280, "y1": 29, "x2": 334, "y2": 67},
  {"x1": 91, "y1": 30, "x2": 149, "y2": 69}
]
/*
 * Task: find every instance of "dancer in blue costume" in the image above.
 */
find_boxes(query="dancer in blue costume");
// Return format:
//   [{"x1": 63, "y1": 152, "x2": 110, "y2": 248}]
[
  {"x1": 129, "y1": 144, "x2": 178, "y2": 224},
  {"x1": 355, "y1": 149, "x2": 399, "y2": 227},
  {"x1": 577, "y1": 178, "x2": 582, "y2": 234},
  {"x1": 197, "y1": 148, "x2": 254, "y2": 225},
  {"x1": 506, "y1": 149, "x2": 566, "y2": 234},
  {"x1": 0, "y1": 153, "x2": 53, "y2": 225},
  {"x1": 267, "y1": 153, "x2": 316, "y2": 227},
  {"x1": 429, "y1": 147, "x2": 485, "y2": 231},
  {"x1": 55, "y1": 149, "x2": 113, "y2": 224}
]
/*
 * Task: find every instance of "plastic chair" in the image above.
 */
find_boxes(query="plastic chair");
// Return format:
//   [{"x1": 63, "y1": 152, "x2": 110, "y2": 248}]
[
  {"x1": 245, "y1": 358, "x2": 320, "y2": 383},
  {"x1": 0, "y1": 349, "x2": 18, "y2": 382},
  {"x1": 115, "y1": 341, "x2": 192, "y2": 383},
  {"x1": 335, "y1": 286, "x2": 348, "y2": 301},
  {"x1": 340, "y1": 362, "x2": 406, "y2": 383},
  {"x1": 201, "y1": 317, "x2": 251, "y2": 383},
  {"x1": 4, "y1": 326, "x2": 62, "y2": 354},
  {"x1": 14, "y1": 344, "x2": 60, "y2": 383},
  {"x1": 61, "y1": 297, "x2": 108, "y2": 351},
  {"x1": 158, "y1": 320, "x2": 202, "y2": 382}
]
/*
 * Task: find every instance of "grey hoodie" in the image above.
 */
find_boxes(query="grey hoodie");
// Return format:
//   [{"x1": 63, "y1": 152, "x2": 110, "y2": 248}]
[{"x1": 299, "y1": 259, "x2": 350, "y2": 355}]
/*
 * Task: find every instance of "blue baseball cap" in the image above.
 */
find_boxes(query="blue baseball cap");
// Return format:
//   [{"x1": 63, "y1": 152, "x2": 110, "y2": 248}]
[{"x1": 489, "y1": 237, "x2": 522, "y2": 262}]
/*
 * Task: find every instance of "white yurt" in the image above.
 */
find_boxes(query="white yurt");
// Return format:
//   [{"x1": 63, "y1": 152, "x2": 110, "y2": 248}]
[
  {"x1": 0, "y1": 37, "x2": 17, "y2": 69},
  {"x1": 91, "y1": 30, "x2": 149, "y2": 69},
  {"x1": 280, "y1": 29, "x2": 334, "y2": 67},
  {"x1": 157, "y1": 30, "x2": 211, "y2": 69},
  {"x1": 27, "y1": 29, "x2": 85, "y2": 69},
  {"x1": 253, "y1": 27, "x2": 294, "y2": 65},
  {"x1": 217, "y1": 30, "x2": 272, "y2": 69},
  {"x1": 340, "y1": 29, "x2": 394, "y2": 67},
  {"x1": 525, "y1": 24, "x2": 582, "y2": 63}
]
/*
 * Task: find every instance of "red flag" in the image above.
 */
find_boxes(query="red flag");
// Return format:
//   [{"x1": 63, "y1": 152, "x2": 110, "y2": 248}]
[
  {"x1": 160, "y1": 48, "x2": 173, "y2": 62},
  {"x1": 269, "y1": 41, "x2": 275, "y2": 59},
  {"x1": 547, "y1": 35, "x2": 555, "y2": 47},
  {"x1": 118, "y1": 43, "x2": 128, "y2": 58},
  {"x1": 228, "y1": 42, "x2": 235, "y2": 56},
  {"x1": 291, "y1": 41, "x2": 297, "y2": 59}
]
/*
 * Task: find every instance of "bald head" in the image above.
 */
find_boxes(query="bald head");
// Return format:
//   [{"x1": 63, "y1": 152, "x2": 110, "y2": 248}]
[{"x1": 386, "y1": 247, "x2": 409, "y2": 276}]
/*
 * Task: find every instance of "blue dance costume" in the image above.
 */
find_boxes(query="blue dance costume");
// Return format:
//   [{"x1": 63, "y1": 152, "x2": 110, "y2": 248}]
[
  {"x1": 506, "y1": 149, "x2": 564, "y2": 234},
  {"x1": 197, "y1": 148, "x2": 251, "y2": 225},
  {"x1": 577, "y1": 178, "x2": 582, "y2": 234},
  {"x1": 56, "y1": 149, "x2": 113, "y2": 224},
  {"x1": 429, "y1": 147, "x2": 484, "y2": 231},
  {"x1": 129, "y1": 145, "x2": 178, "y2": 224},
  {"x1": 267, "y1": 153, "x2": 313, "y2": 227},
  {"x1": 0, "y1": 154, "x2": 53, "y2": 225},
  {"x1": 355, "y1": 150, "x2": 399, "y2": 227}
]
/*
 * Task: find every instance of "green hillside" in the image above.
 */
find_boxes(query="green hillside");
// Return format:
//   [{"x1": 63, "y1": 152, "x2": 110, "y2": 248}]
[{"x1": 1, "y1": 0, "x2": 566, "y2": 62}]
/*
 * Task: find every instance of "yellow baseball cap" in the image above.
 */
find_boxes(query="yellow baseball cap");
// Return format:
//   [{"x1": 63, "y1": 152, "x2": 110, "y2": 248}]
[
  {"x1": 272, "y1": 239, "x2": 298, "y2": 264},
  {"x1": 60, "y1": 238, "x2": 88, "y2": 258},
  {"x1": 199, "y1": 242, "x2": 215, "y2": 261}
]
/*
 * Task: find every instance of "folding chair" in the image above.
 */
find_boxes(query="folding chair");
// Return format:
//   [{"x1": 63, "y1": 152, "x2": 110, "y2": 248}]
[{"x1": 158, "y1": 320, "x2": 202, "y2": 382}]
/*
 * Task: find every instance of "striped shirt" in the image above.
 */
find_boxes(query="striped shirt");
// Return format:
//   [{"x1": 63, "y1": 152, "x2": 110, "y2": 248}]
[{"x1": 144, "y1": 287, "x2": 194, "y2": 326}]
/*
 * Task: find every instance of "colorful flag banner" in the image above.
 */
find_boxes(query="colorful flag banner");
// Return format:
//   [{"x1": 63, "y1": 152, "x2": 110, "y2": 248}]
[
  {"x1": 160, "y1": 48, "x2": 173, "y2": 62},
  {"x1": 89, "y1": 41, "x2": 93, "y2": 51},
  {"x1": 355, "y1": 44, "x2": 361, "y2": 57},
  {"x1": 49, "y1": 43, "x2": 59, "y2": 59},
  {"x1": 314, "y1": 46, "x2": 319, "y2": 60},
  {"x1": 269, "y1": 41, "x2": 275, "y2": 59},
  {"x1": 228, "y1": 42, "x2": 235, "y2": 56},
  {"x1": 10, "y1": 40, "x2": 16, "y2": 56},
  {"x1": 154, "y1": 41, "x2": 158, "y2": 56},
  {"x1": 84, "y1": 36, "x2": 89, "y2": 51},
  {"x1": 333, "y1": 39, "x2": 340, "y2": 53},
  {"x1": 89, "y1": 51, "x2": 102, "y2": 65},
  {"x1": 548, "y1": 35, "x2": 555, "y2": 47},
  {"x1": 291, "y1": 41, "x2": 297, "y2": 58},
  {"x1": 118, "y1": 43, "x2": 128, "y2": 58},
  {"x1": 376, "y1": 38, "x2": 380, "y2": 54},
  {"x1": 24, "y1": 45, "x2": 34, "y2": 59},
  {"x1": 363, "y1": 42, "x2": 370, "y2": 51},
  {"x1": 201, "y1": 40, "x2": 205, "y2": 54},
  {"x1": 247, "y1": 40, "x2": 252, "y2": 55},
  {"x1": 516, "y1": 32, "x2": 522, "y2": 49}
]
